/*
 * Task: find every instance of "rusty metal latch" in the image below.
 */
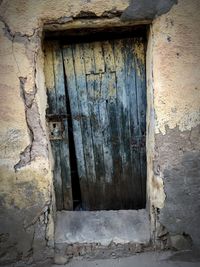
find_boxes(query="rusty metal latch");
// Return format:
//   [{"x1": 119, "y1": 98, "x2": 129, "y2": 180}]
[
  {"x1": 48, "y1": 121, "x2": 64, "y2": 140},
  {"x1": 46, "y1": 114, "x2": 67, "y2": 140}
]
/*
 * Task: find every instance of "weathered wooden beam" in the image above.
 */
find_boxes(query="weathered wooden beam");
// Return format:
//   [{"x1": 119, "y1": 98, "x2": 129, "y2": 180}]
[{"x1": 44, "y1": 17, "x2": 151, "y2": 32}]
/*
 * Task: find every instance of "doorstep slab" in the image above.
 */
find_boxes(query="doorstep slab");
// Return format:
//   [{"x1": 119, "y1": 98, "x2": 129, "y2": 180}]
[
  {"x1": 52, "y1": 251, "x2": 200, "y2": 267},
  {"x1": 55, "y1": 209, "x2": 150, "y2": 246}
]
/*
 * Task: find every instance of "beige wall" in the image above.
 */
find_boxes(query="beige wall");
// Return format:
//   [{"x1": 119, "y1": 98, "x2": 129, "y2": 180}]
[
  {"x1": 153, "y1": 0, "x2": 200, "y2": 134},
  {"x1": 147, "y1": 0, "x2": 200, "y2": 248},
  {"x1": 0, "y1": 0, "x2": 199, "y2": 264},
  {"x1": 147, "y1": 0, "x2": 200, "y2": 210}
]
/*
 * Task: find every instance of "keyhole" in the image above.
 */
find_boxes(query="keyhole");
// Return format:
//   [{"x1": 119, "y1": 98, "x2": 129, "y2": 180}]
[{"x1": 52, "y1": 123, "x2": 60, "y2": 137}]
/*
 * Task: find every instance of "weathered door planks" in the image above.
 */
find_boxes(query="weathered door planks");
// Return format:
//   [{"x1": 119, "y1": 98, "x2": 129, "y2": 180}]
[
  {"x1": 44, "y1": 42, "x2": 73, "y2": 210},
  {"x1": 45, "y1": 36, "x2": 147, "y2": 211}
]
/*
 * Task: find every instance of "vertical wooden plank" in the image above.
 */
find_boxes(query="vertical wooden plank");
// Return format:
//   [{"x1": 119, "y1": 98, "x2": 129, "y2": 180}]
[
  {"x1": 102, "y1": 40, "x2": 123, "y2": 209},
  {"x1": 63, "y1": 43, "x2": 96, "y2": 210},
  {"x1": 93, "y1": 41, "x2": 105, "y2": 73},
  {"x1": 63, "y1": 45, "x2": 86, "y2": 182},
  {"x1": 61, "y1": 118, "x2": 73, "y2": 210},
  {"x1": 112, "y1": 38, "x2": 127, "y2": 172},
  {"x1": 93, "y1": 41, "x2": 114, "y2": 208},
  {"x1": 44, "y1": 42, "x2": 73, "y2": 210},
  {"x1": 133, "y1": 38, "x2": 147, "y2": 207},
  {"x1": 99, "y1": 71, "x2": 115, "y2": 209},
  {"x1": 85, "y1": 42, "x2": 105, "y2": 187},
  {"x1": 83, "y1": 42, "x2": 95, "y2": 75},
  {"x1": 86, "y1": 73, "x2": 105, "y2": 184},
  {"x1": 112, "y1": 37, "x2": 147, "y2": 209},
  {"x1": 44, "y1": 42, "x2": 64, "y2": 210},
  {"x1": 52, "y1": 43, "x2": 73, "y2": 210},
  {"x1": 124, "y1": 38, "x2": 141, "y2": 208},
  {"x1": 73, "y1": 43, "x2": 96, "y2": 184},
  {"x1": 51, "y1": 141, "x2": 63, "y2": 210},
  {"x1": 133, "y1": 39, "x2": 146, "y2": 136},
  {"x1": 74, "y1": 42, "x2": 98, "y2": 209},
  {"x1": 52, "y1": 43, "x2": 66, "y2": 114},
  {"x1": 98, "y1": 74, "x2": 113, "y2": 184},
  {"x1": 113, "y1": 38, "x2": 133, "y2": 209},
  {"x1": 122, "y1": 39, "x2": 134, "y2": 208},
  {"x1": 44, "y1": 42, "x2": 57, "y2": 114},
  {"x1": 102, "y1": 41, "x2": 115, "y2": 72}
]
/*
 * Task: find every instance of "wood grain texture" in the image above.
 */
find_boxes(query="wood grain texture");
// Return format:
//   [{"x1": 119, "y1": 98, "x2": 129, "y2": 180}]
[
  {"x1": 62, "y1": 37, "x2": 147, "y2": 210},
  {"x1": 44, "y1": 41, "x2": 73, "y2": 210}
]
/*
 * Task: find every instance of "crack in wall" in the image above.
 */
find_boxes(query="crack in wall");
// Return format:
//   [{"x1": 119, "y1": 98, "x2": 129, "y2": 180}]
[
  {"x1": 13, "y1": 53, "x2": 48, "y2": 171},
  {"x1": 14, "y1": 75, "x2": 40, "y2": 171},
  {"x1": 0, "y1": 11, "x2": 76, "y2": 265},
  {"x1": 17, "y1": 203, "x2": 54, "y2": 265},
  {"x1": 14, "y1": 77, "x2": 33, "y2": 171},
  {"x1": 14, "y1": 78, "x2": 48, "y2": 171},
  {"x1": 23, "y1": 202, "x2": 51, "y2": 230},
  {"x1": 0, "y1": 15, "x2": 40, "y2": 41},
  {"x1": 1, "y1": 23, "x2": 49, "y2": 172},
  {"x1": 0, "y1": 14, "x2": 48, "y2": 172}
]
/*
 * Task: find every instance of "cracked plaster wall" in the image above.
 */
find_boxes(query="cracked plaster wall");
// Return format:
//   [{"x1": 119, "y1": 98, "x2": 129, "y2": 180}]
[
  {"x1": 0, "y1": 0, "x2": 200, "y2": 265},
  {"x1": 0, "y1": 0, "x2": 130, "y2": 265},
  {"x1": 146, "y1": 0, "x2": 200, "y2": 248}
]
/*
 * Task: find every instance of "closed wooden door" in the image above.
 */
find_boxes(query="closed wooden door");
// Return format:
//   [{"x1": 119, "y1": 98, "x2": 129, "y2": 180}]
[{"x1": 44, "y1": 36, "x2": 146, "y2": 211}]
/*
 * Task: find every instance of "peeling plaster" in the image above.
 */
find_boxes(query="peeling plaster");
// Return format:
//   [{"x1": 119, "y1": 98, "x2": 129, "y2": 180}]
[
  {"x1": 0, "y1": 0, "x2": 129, "y2": 36},
  {"x1": 14, "y1": 75, "x2": 48, "y2": 171},
  {"x1": 0, "y1": 4, "x2": 53, "y2": 265},
  {"x1": 0, "y1": 0, "x2": 200, "y2": 265},
  {"x1": 155, "y1": 125, "x2": 200, "y2": 247},
  {"x1": 0, "y1": 1, "x2": 132, "y2": 265},
  {"x1": 152, "y1": 0, "x2": 200, "y2": 134},
  {"x1": 121, "y1": 0, "x2": 178, "y2": 20},
  {"x1": 0, "y1": 16, "x2": 48, "y2": 171},
  {"x1": 0, "y1": 165, "x2": 54, "y2": 265}
]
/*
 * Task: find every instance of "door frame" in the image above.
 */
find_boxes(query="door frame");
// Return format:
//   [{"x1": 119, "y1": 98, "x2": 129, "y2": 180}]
[{"x1": 43, "y1": 17, "x2": 153, "y2": 218}]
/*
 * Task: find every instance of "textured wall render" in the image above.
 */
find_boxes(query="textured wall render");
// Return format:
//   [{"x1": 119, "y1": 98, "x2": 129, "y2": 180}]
[
  {"x1": 0, "y1": 0, "x2": 200, "y2": 265},
  {"x1": 0, "y1": 1, "x2": 130, "y2": 265},
  {"x1": 150, "y1": 0, "x2": 200, "y2": 248}
]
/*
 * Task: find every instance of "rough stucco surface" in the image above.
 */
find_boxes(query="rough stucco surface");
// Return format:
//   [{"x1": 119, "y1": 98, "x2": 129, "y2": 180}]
[
  {"x1": 121, "y1": 0, "x2": 178, "y2": 20},
  {"x1": 0, "y1": 0, "x2": 129, "y2": 36},
  {"x1": 150, "y1": 0, "x2": 200, "y2": 248},
  {"x1": 152, "y1": 0, "x2": 200, "y2": 134},
  {"x1": 0, "y1": 1, "x2": 130, "y2": 265},
  {"x1": 156, "y1": 126, "x2": 200, "y2": 246},
  {"x1": 0, "y1": 0, "x2": 200, "y2": 265}
]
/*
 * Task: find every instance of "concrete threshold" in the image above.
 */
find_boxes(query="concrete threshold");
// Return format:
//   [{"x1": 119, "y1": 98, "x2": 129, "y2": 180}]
[
  {"x1": 52, "y1": 251, "x2": 200, "y2": 267},
  {"x1": 55, "y1": 209, "x2": 150, "y2": 264}
]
